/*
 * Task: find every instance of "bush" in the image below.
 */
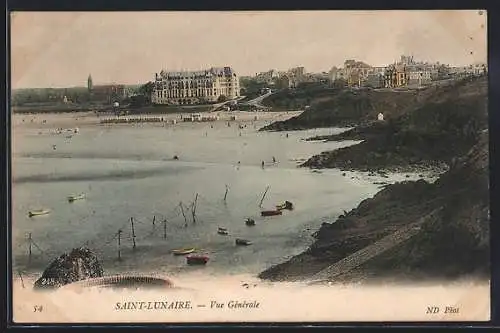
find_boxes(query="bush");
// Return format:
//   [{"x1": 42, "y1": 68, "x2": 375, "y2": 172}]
[{"x1": 217, "y1": 95, "x2": 228, "y2": 103}]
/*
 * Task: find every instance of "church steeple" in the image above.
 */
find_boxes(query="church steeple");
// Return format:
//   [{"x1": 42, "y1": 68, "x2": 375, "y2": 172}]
[{"x1": 87, "y1": 74, "x2": 93, "y2": 92}]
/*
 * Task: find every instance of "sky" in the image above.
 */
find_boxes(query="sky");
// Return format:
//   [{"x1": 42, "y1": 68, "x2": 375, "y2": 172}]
[{"x1": 10, "y1": 10, "x2": 487, "y2": 89}]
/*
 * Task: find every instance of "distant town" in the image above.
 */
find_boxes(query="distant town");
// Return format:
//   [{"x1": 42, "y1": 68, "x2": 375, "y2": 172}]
[{"x1": 11, "y1": 54, "x2": 487, "y2": 113}]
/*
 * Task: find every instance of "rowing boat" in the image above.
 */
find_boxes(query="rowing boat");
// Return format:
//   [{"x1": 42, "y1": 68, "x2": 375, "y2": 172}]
[
  {"x1": 235, "y1": 238, "x2": 252, "y2": 246},
  {"x1": 186, "y1": 254, "x2": 210, "y2": 265},
  {"x1": 261, "y1": 210, "x2": 283, "y2": 217},
  {"x1": 28, "y1": 209, "x2": 50, "y2": 217},
  {"x1": 245, "y1": 218, "x2": 256, "y2": 226},
  {"x1": 218, "y1": 227, "x2": 228, "y2": 235},
  {"x1": 171, "y1": 248, "x2": 196, "y2": 256},
  {"x1": 68, "y1": 194, "x2": 86, "y2": 202},
  {"x1": 276, "y1": 200, "x2": 294, "y2": 211}
]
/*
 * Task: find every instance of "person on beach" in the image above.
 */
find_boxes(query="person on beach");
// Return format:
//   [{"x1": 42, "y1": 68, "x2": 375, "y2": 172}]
[
  {"x1": 272, "y1": 156, "x2": 276, "y2": 163},
  {"x1": 261, "y1": 161, "x2": 265, "y2": 169}
]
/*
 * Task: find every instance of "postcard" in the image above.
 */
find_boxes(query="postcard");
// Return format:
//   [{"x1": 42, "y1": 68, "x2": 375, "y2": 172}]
[{"x1": 10, "y1": 10, "x2": 489, "y2": 323}]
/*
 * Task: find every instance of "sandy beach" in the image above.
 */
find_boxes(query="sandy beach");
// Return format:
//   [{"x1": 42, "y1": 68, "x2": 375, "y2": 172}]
[{"x1": 12, "y1": 111, "x2": 303, "y2": 130}]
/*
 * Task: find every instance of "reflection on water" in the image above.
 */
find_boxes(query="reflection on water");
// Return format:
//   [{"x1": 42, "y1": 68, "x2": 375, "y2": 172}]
[{"x1": 12, "y1": 119, "x2": 408, "y2": 278}]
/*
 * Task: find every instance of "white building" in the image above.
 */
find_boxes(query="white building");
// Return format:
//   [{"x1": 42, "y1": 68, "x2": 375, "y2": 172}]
[
  {"x1": 407, "y1": 69, "x2": 433, "y2": 86},
  {"x1": 255, "y1": 69, "x2": 280, "y2": 84},
  {"x1": 152, "y1": 67, "x2": 240, "y2": 105}
]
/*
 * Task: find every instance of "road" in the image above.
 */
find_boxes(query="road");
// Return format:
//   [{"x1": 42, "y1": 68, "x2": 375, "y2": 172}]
[
  {"x1": 240, "y1": 91, "x2": 274, "y2": 108},
  {"x1": 307, "y1": 209, "x2": 441, "y2": 284}
]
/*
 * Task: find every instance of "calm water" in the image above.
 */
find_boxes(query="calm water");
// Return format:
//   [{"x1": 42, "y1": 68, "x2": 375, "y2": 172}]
[{"x1": 11, "y1": 116, "x2": 411, "y2": 279}]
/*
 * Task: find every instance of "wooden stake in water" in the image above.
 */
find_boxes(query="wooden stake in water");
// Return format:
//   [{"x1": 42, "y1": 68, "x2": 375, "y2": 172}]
[
  {"x1": 152, "y1": 215, "x2": 156, "y2": 226},
  {"x1": 224, "y1": 185, "x2": 229, "y2": 203},
  {"x1": 259, "y1": 186, "x2": 270, "y2": 208},
  {"x1": 28, "y1": 233, "x2": 32, "y2": 264},
  {"x1": 192, "y1": 193, "x2": 199, "y2": 224},
  {"x1": 117, "y1": 229, "x2": 122, "y2": 261},
  {"x1": 130, "y1": 217, "x2": 136, "y2": 250},
  {"x1": 18, "y1": 271, "x2": 25, "y2": 288},
  {"x1": 163, "y1": 219, "x2": 167, "y2": 239},
  {"x1": 180, "y1": 202, "x2": 188, "y2": 226}
]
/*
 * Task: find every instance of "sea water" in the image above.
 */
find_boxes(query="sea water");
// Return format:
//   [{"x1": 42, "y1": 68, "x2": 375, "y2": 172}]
[{"x1": 11, "y1": 117, "x2": 420, "y2": 279}]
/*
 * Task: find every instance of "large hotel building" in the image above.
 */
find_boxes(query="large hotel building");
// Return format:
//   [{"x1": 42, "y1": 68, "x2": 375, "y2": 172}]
[{"x1": 151, "y1": 66, "x2": 240, "y2": 105}]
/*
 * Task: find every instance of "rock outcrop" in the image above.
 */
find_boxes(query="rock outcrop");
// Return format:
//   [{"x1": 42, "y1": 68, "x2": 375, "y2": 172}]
[
  {"x1": 34, "y1": 247, "x2": 104, "y2": 290},
  {"x1": 259, "y1": 132, "x2": 489, "y2": 282},
  {"x1": 301, "y1": 75, "x2": 487, "y2": 172}
]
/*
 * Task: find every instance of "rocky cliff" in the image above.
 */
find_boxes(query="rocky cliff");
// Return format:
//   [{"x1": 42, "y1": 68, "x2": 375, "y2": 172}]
[
  {"x1": 258, "y1": 75, "x2": 489, "y2": 283},
  {"x1": 260, "y1": 87, "x2": 421, "y2": 131},
  {"x1": 259, "y1": 132, "x2": 489, "y2": 282},
  {"x1": 33, "y1": 247, "x2": 104, "y2": 290},
  {"x1": 301, "y1": 76, "x2": 487, "y2": 172}
]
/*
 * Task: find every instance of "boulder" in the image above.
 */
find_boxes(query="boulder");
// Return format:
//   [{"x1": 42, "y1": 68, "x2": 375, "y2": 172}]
[{"x1": 34, "y1": 247, "x2": 104, "y2": 290}]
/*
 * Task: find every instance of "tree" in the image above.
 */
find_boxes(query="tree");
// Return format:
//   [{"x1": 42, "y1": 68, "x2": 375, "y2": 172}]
[
  {"x1": 333, "y1": 78, "x2": 348, "y2": 89},
  {"x1": 139, "y1": 81, "x2": 155, "y2": 103},
  {"x1": 217, "y1": 95, "x2": 228, "y2": 103},
  {"x1": 129, "y1": 95, "x2": 148, "y2": 108}
]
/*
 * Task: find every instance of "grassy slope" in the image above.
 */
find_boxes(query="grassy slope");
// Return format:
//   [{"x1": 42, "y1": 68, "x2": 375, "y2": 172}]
[
  {"x1": 301, "y1": 76, "x2": 488, "y2": 172},
  {"x1": 258, "y1": 76, "x2": 489, "y2": 282}
]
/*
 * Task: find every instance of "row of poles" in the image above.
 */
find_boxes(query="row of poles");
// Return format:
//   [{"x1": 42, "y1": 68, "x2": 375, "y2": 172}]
[{"x1": 23, "y1": 185, "x2": 271, "y2": 263}]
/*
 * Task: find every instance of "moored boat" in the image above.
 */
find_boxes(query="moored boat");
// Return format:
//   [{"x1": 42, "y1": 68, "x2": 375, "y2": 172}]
[
  {"x1": 186, "y1": 254, "x2": 210, "y2": 265},
  {"x1": 28, "y1": 209, "x2": 50, "y2": 217},
  {"x1": 261, "y1": 210, "x2": 283, "y2": 217},
  {"x1": 218, "y1": 227, "x2": 229, "y2": 235},
  {"x1": 171, "y1": 248, "x2": 196, "y2": 256},
  {"x1": 235, "y1": 238, "x2": 252, "y2": 246},
  {"x1": 68, "y1": 193, "x2": 86, "y2": 202},
  {"x1": 245, "y1": 218, "x2": 256, "y2": 226},
  {"x1": 276, "y1": 200, "x2": 294, "y2": 211}
]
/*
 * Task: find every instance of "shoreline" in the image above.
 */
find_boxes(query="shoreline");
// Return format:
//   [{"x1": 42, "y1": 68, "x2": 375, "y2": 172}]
[
  {"x1": 12, "y1": 110, "x2": 303, "y2": 130},
  {"x1": 12, "y1": 80, "x2": 489, "y2": 285}
]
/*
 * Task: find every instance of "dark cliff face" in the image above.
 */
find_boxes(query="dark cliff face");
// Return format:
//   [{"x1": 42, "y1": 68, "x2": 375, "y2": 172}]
[
  {"x1": 33, "y1": 247, "x2": 104, "y2": 290},
  {"x1": 260, "y1": 75, "x2": 487, "y2": 134},
  {"x1": 260, "y1": 88, "x2": 421, "y2": 131},
  {"x1": 344, "y1": 132, "x2": 490, "y2": 280},
  {"x1": 258, "y1": 132, "x2": 489, "y2": 282},
  {"x1": 301, "y1": 76, "x2": 487, "y2": 172}
]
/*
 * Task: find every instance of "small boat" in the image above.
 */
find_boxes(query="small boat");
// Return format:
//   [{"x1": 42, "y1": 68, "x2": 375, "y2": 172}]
[
  {"x1": 261, "y1": 210, "x2": 283, "y2": 217},
  {"x1": 186, "y1": 254, "x2": 210, "y2": 265},
  {"x1": 276, "y1": 200, "x2": 294, "y2": 211},
  {"x1": 218, "y1": 229, "x2": 229, "y2": 235},
  {"x1": 28, "y1": 209, "x2": 50, "y2": 217},
  {"x1": 68, "y1": 194, "x2": 86, "y2": 202},
  {"x1": 245, "y1": 218, "x2": 256, "y2": 226},
  {"x1": 235, "y1": 238, "x2": 252, "y2": 246},
  {"x1": 171, "y1": 248, "x2": 196, "y2": 256}
]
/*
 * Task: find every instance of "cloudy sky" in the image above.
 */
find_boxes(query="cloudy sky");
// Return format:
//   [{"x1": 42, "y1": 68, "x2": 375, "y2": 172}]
[{"x1": 11, "y1": 10, "x2": 487, "y2": 89}]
